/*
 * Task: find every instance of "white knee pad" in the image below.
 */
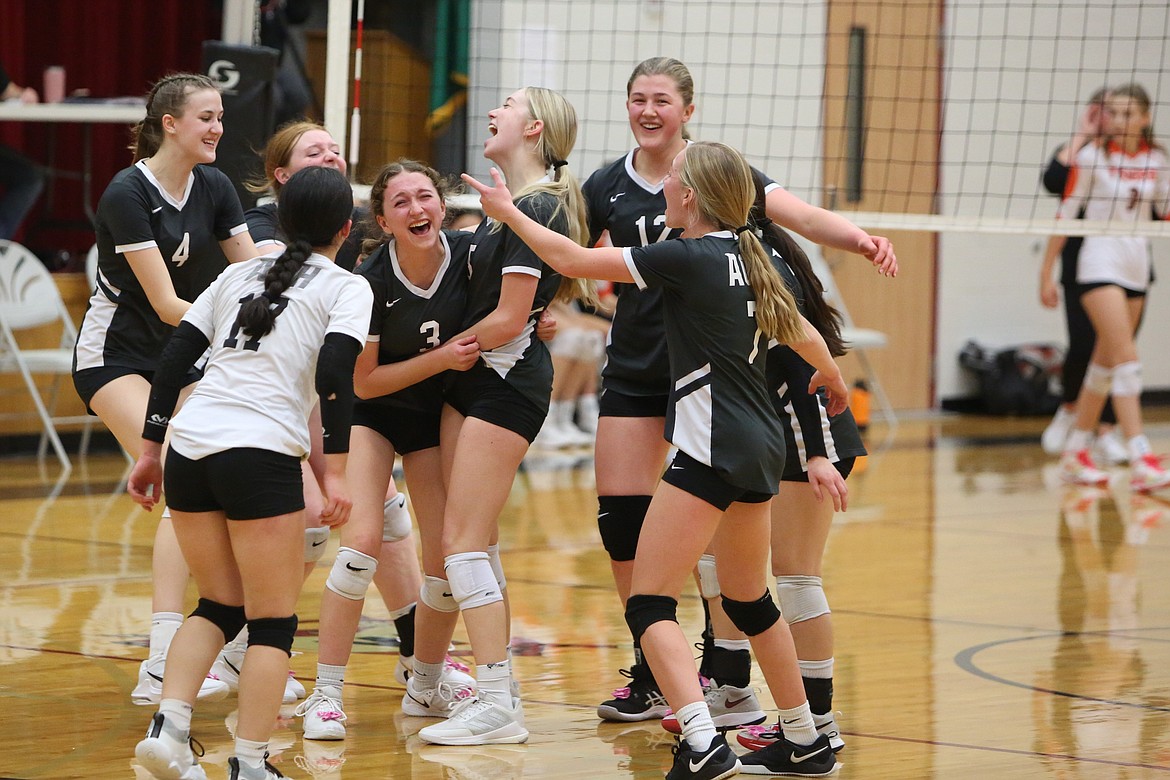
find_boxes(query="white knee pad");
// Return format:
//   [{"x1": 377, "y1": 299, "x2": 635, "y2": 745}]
[
  {"x1": 487, "y1": 543, "x2": 507, "y2": 591},
  {"x1": 420, "y1": 576, "x2": 459, "y2": 613},
  {"x1": 697, "y1": 554, "x2": 721, "y2": 599},
  {"x1": 1112, "y1": 361, "x2": 1142, "y2": 397},
  {"x1": 579, "y1": 330, "x2": 606, "y2": 362},
  {"x1": 1084, "y1": 363, "x2": 1114, "y2": 395},
  {"x1": 548, "y1": 328, "x2": 584, "y2": 358},
  {"x1": 325, "y1": 547, "x2": 378, "y2": 601},
  {"x1": 304, "y1": 526, "x2": 330, "y2": 563},
  {"x1": 383, "y1": 493, "x2": 412, "y2": 542},
  {"x1": 775, "y1": 575, "x2": 831, "y2": 624},
  {"x1": 444, "y1": 551, "x2": 503, "y2": 610}
]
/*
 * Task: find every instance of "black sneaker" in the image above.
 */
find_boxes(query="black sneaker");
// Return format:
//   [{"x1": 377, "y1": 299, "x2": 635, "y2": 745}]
[
  {"x1": 227, "y1": 756, "x2": 285, "y2": 780},
  {"x1": 597, "y1": 667, "x2": 670, "y2": 721},
  {"x1": 666, "y1": 734, "x2": 741, "y2": 780},
  {"x1": 739, "y1": 733, "x2": 837, "y2": 776}
]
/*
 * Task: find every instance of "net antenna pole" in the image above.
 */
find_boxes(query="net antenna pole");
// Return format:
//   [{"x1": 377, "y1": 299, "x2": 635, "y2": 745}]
[
  {"x1": 323, "y1": 0, "x2": 353, "y2": 165},
  {"x1": 348, "y1": 0, "x2": 366, "y2": 174}
]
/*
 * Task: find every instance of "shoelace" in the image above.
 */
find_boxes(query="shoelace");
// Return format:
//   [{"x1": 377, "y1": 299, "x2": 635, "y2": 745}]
[
  {"x1": 294, "y1": 690, "x2": 346, "y2": 722},
  {"x1": 444, "y1": 655, "x2": 472, "y2": 674},
  {"x1": 610, "y1": 667, "x2": 638, "y2": 698},
  {"x1": 448, "y1": 695, "x2": 496, "y2": 721}
]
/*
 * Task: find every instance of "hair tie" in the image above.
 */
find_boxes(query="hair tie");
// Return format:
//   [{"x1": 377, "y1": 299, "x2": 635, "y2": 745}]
[
  {"x1": 262, "y1": 290, "x2": 283, "y2": 304},
  {"x1": 734, "y1": 224, "x2": 752, "y2": 235},
  {"x1": 552, "y1": 159, "x2": 569, "y2": 169}
]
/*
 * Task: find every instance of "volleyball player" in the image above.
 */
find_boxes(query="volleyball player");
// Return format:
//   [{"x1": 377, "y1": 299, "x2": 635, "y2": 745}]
[
  {"x1": 467, "y1": 140, "x2": 847, "y2": 778},
  {"x1": 128, "y1": 166, "x2": 371, "y2": 780},
  {"x1": 416, "y1": 86, "x2": 593, "y2": 746},
  {"x1": 585, "y1": 56, "x2": 896, "y2": 726},
  {"x1": 1045, "y1": 83, "x2": 1170, "y2": 491},
  {"x1": 72, "y1": 72, "x2": 257, "y2": 706}
]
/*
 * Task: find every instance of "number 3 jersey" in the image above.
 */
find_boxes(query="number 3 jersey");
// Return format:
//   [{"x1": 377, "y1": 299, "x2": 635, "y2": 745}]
[
  {"x1": 166, "y1": 253, "x2": 373, "y2": 460},
  {"x1": 75, "y1": 160, "x2": 247, "y2": 372},
  {"x1": 1059, "y1": 141, "x2": 1170, "y2": 291},
  {"x1": 355, "y1": 230, "x2": 473, "y2": 413}
]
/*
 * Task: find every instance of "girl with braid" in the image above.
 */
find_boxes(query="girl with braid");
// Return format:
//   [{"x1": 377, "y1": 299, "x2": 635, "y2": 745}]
[{"x1": 128, "y1": 166, "x2": 371, "y2": 780}]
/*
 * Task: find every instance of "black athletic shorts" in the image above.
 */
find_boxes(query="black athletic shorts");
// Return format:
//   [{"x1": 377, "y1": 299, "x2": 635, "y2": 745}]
[
  {"x1": 598, "y1": 388, "x2": 669, "y2": 418},
  {"x1": 352, "y1": 403, "x2": 441, "y2": 455},
  {"x1": 444, "y1": 362, "x2": 547, "y2": 443},
  {"x1": 1079, "y1": 281, "x2": 1145, "y2": 299},
  {"x1": 164, "y1": 447, "x2": 304, "y2": 520},
  {"x1": 781, "y1": 456, "x2": 856, "y2": 484},
  {"x1": 661, "y1": 449, "x2": 774, "y2": 511},
  {"x1": 72, "y1": 365, "x2": 202, "y2": 415}
]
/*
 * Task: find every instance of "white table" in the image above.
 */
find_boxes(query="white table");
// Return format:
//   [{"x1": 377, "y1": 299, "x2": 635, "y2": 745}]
[{"x1": 0, "y1": 101, "x2": 147, "y2": 222}]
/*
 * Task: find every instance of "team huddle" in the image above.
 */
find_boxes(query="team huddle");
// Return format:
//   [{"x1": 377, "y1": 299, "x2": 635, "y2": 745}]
[{"x1": 76, "y1": 58, "x2": 898, "y2": 780}]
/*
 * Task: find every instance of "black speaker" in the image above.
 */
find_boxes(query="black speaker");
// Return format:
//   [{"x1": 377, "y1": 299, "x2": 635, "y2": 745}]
[{"x1": 201, "y1": 42, "x2": 280, "y2": 210}]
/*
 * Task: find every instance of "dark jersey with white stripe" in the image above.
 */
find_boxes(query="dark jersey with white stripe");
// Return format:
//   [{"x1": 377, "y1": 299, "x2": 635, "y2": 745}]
[
  {"x1": 74, "y1": 161, "x2": 246, "y2": 373},
  {"x1": 245, "y1": 201, "x2": 369, "y2": 273},
  {"x1": 457, "y1": 190, "x2": 565, "y2": 411},
  {"x1": 355, "y1": 230, "x2": 472, "y2": 413},
  {"x1": 765, "y1": 245, "x2": 866, "y2": 476},
  {"x1": 624, "y1": 233, "x2": 784, "y2": 493},
  {"x1": 584, "y1": 150, "x2": 776, "y2": 398}
]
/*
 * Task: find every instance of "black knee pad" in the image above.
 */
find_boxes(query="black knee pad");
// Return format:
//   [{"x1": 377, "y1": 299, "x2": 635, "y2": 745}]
[
  {"x1": 624, "y1": 594, "x2": 678, "y2": 644},
  {"x1": 598, "y1": 495, "x2": 652, "y2": 561},
  {"x1": 722, "y1": 592, "x2": 782, "y2": 637},
  {"x1": 189, "y1": 598, "x2": 247, "y2": 643},
  {"x1": 246, "y1": 615, "x2": 299, "y2": 657}
]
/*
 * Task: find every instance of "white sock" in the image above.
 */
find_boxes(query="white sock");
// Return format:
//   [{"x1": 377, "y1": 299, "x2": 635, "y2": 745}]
[
  {"x1": 149, "y1": 612, "x2": 183, "y2": 658},
  {"x1": 777, "y1": 701, "x2": 818, "y2": 746},
  {"x1": 315, "y1": 663, "x2": 346, "y2": 691},
  {"x1": 799, "y1": 658, "x2": 834, "y2": 679},
  {"x1": 714, "y1": 638, "x2": 751, "y2": 652},
  {"x1": 1064, "y1": 429, "x2": 1092, "y2": 454},
  {"x1": 413, "y1": 659, "x2": 444, "y2": 691},
  {"x1": 476, "y1": 659, "x2": 513, "y2": 706},
  {"x1": 1128, "y1": 435, "x2": 1152, "y2": 461},
  {"x1": 234, "y1": 736, "x2": 268, "y2": 771},
  {"x1": 676, "y1": 701, "x2": 717, "y2": 752},
  {"x1": 159, "y1": 698, "x2": 192, "y2": 735}
]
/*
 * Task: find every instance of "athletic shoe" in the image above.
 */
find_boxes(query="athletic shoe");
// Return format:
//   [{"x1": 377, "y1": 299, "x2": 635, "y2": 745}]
[
  {"x1": 665, "y1": 734, "x2": 740, "y2": 780},
  {"x1": 1095, "y1": 428, "x2": 1130, "y2": 465},
  {"x1": 227, "y1": 756, "x2": 284, "y2": 780},
  {"x1": 1060, "y1": 449, "x2": 1110, "y2": 486},
  {"x1": 738, "y1": 733, "x2": 837, "y2": 776},
  {"x1": 417, "y1": 695, "x2": 529, "y2": 745},
  {"x1": 737, "y1": 712, "x2": 845, "y2": 753},
  {"x1": 416, "y1": 743, "x2": 527, "y2": 779},
  {"x1": 661, "y1": 682, "x2": 766, "y2": 733},
  {"x1": 284, "y1": 671, "x2": 306, "y2": 703},
  {"x1": 394, "y1": 653, "x2": 475, "y2": 686},
  {"x1": 210, "y1": 650, "x2": 305, "y2": 704},
  {"x1": 295, "y1": 686, "x2": 347, "y2": 741},
  {"x1": 132, "y1": 656, "x2": 231, "y2": 706},
  {"x1": 135, "y1": 712, "x2": 207, "y2": 780},
  {"x1": 1131, "y1": 453, "x2": 1170, "y2": 492},
  {"x1": 1041, "y1": 406, "x2": 1076, "y2": 454},
  {"x1": 401, "y1": 675, "x2": 477, "y2": 717},
  {"x1": 597, "y1": 668, "x2": 670, "y2": 722}
]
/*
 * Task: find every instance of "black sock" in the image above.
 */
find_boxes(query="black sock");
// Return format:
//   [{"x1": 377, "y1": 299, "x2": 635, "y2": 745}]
[
  {"x1": 802, "y1": 676, "x2": 834, "y2": 716},
  {"x1": 393, "y1": 604, "x2": 417, "y2": 659},
  {"x1": 707, "y1": 647, "x2": 752, "y2": 688}
]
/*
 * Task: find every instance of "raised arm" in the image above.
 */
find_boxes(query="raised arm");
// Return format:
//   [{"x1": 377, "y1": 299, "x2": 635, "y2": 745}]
[{"x1": 764, "y1": 186, "x2": 897, "y2": 277}]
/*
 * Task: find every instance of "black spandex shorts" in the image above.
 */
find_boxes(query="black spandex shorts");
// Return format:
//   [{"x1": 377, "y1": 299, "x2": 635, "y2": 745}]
[
  {"x1": 164, "y1": 447, "x2": 304, "y2": 520},
  {"x1": 598, "y1": 388, "x2": 669, "y2": 418},
  {"x1": 661, "y1": 449, "x2": 774, "y2": 511},
  {"x1": 444, "y1": 362, "x2": 547, "y2": 443},
  {"x1": 1078, "y1": 282, "x2": 1145, "y2": 299},
  {"x1": 352, "y1": 403, "x2": 441, "y2": 455},
  {"x1": 73, "y1": 365, "x2": 201, "y2": 415},
  {"x1": 781, "y1": 456, "x2": 856, "y2": 483}
]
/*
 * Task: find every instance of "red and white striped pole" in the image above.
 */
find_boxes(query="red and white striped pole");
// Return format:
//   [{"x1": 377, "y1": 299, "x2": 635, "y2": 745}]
[{"x1": 348, "y1": 0, "x2": 365, "y2": 171}]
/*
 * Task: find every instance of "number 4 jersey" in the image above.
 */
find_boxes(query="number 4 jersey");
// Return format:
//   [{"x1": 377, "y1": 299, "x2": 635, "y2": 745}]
[
  {"x1": 75, "y1": 160, "x2": 248, "y2": 372},
  {"x1": 167, "y1": 252, "x2": 373, "y2": 460}
]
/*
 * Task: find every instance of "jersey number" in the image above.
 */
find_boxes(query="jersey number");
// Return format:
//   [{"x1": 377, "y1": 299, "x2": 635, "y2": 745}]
[
  {"x1": 420, "y1": 320, "x2": 441, "y2": 351},
  {"x1": 746, "y1": 300, "x2": 763, "y2": 363},
  {"x1": 223, "y1": 293, "x2": 289, "y2": 351},
  {"x1": 636, "y1": 214, "x2": 671, "y2": 246},
  {"x1": 171, "y1": 232, "x2": 191, "y2": 267}
]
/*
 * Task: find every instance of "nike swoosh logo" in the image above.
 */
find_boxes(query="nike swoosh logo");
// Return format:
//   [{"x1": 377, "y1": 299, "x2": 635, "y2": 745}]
[
  {"x1": 610, "y1": 193, "x2": 625, "y2": 202},
  {"x1": 386, "y1": 298, "x2": 401, "y2": 308},
  {"x1": 598, "y1": 512, "x2": 609, "y2": 519},
  {"x1": 726, "y1": 696, "x2": 752, "y2": 708},
  {"x1": 345, "y1": 563, "x2": 369, "y2": 571},
  {"x1": 682, "y1": 713, "x2": 699, "y2": 726},
  {"x1": 791, "y1": 745, "x2": 829, "y2": 764},
  {"x1": 442, "y1": 592, "x2": 453, "y2": 598},
  {"x1": 689, "y1": 744, "x2": 725, "y2": 772},
  {"x1": 148, "y1": 671, "x2": 164, "y2": 683},
  {"x1": 311, "y1": 539, "x2": 326, "y2": 547},
  {"x1": 782, "y1": 718, "x2": 801, "y2": 725},
  {"x1": 670, "y1": 464, "x2": 684, "y2": 470},
  {"x1": 151, "y1": 206, "x2": 164, "y2": 213},
  {"x1": 407, "y1": 691, "x2": 427, "y2": 707},
  {"x1": 224, "y1": 658, "x2": 241, "y2": 675}
]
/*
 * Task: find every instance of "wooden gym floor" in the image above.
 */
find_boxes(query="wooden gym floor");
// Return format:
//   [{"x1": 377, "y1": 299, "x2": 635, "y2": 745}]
[{"x1": 3, "y1": 413, "x2": 1170, "y2": 779}]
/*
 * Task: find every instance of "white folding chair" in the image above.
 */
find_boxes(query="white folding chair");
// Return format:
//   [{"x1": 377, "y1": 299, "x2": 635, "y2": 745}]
[
  {"x1": 85, "y1": 243, "x2": 99, "y2": 293},
  {"x1": 0, "y1": 239, "x2": 94, "y2": 473},
  {"x1": 793, "y1": 236, "x2": 897, "y2": 428}
]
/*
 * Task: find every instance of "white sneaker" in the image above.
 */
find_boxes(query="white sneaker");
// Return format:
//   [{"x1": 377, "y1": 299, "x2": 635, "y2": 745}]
[
  {"x1": 1131, "y1": 454, "x2": 1170, "y2": 492},
  {"x1": 135, "y1": 712, "x2": 208, "y2": 780},
  {"x1": 296, "y1": 686, "x2": 347, "y2": 741},
  {"x1": 660, "y1": 681, "x2": 765, "y2": 733},
  {"x1": 1094, "y1": 428, "x2": 1130, "y2": 465},
  {"x1": 533, "y1": 419, "x2": 582, "y2": 449},
  {"x1": 284, "y1": 670, "x2": 307, "y2": 703},
  {"x1": 1041, "y1": 406, "x2": 1076, "y2": 454},
  {"x1": 208, "y1": 648, "x2": 243, "y2": 691},
  {"x1": 417, "y1": 695, "x2": 529, "y2": 745},
  {"x1": 1060, "y1": 449, "x2": 1110, "y2": 486},
  {"x1": 402, "y1": 675, "x2": 478, "y2": 718},
  {"x1": 132, "y1": 656, "x2": 231, "y2": 706}
]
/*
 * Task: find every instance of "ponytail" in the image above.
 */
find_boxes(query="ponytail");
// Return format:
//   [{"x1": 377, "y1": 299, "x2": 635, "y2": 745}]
[
  {"x1": 737, "y1": 230, "x2": 805, "y2": 345},
  {"x1": 236, "y1": 240, "x2": 313, "y2": 339}
]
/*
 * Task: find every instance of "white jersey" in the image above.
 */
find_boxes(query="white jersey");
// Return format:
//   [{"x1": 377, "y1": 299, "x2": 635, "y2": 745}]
[
  {"x1": 1059, "y1": 141, "x2": 1170, "y2": 291},
  {"x1": 168, "y1": 252, "x2": 372, "y2": 460}
]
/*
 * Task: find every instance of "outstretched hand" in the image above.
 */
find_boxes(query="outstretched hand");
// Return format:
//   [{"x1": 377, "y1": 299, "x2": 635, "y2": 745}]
[
  {"x1": 860, "y1": 234, "x2": 898, "y2": 277},
  {"x1": 461, "y1": 169, "x2": 517, "y2": 224}
]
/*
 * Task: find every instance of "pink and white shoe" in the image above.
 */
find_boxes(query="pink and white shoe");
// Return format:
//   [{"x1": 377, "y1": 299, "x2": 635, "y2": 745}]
[
  {"x1": 1060, "y1": 449, "x2": 1110, "y2": 486},
  {"x1": 1131, "y1": 453, "x2": 1170, "y2": 492}
]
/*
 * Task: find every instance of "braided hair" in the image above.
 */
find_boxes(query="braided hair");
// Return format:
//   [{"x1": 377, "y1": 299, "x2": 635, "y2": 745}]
[{"x1": 129, "y1": 73, "x2": 218, "y2": 162}]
